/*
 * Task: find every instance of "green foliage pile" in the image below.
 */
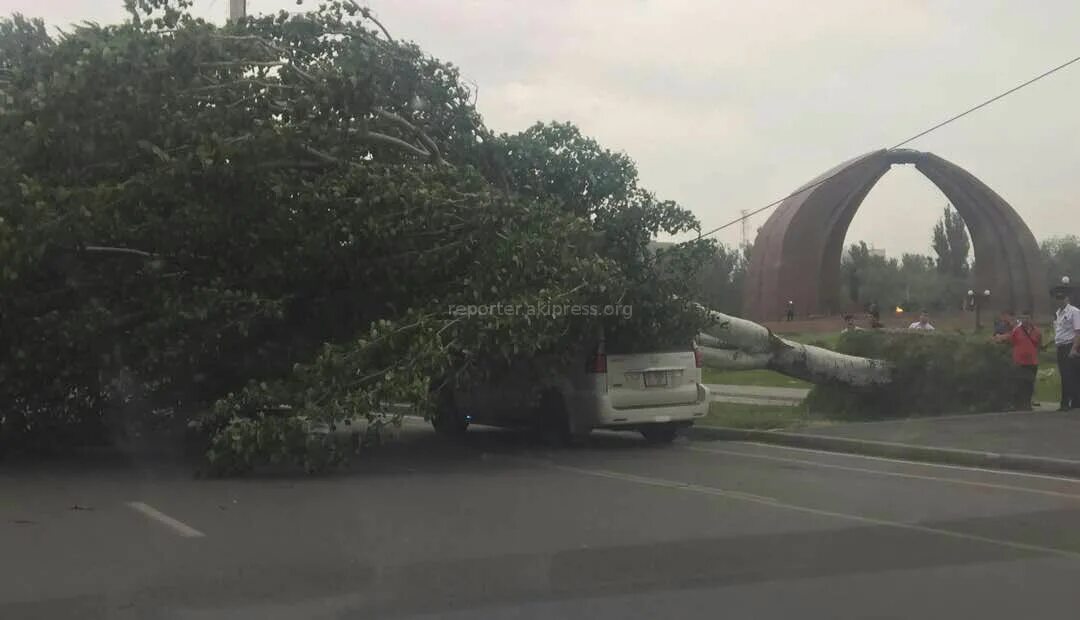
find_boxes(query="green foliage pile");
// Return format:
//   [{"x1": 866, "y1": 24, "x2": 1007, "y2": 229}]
[
  {"x1": 0, "y1": 1, "x2": 713, "y2": 471},
  {"x1": 805, "y1": 329, "x2": 1017, "y2": 418}
]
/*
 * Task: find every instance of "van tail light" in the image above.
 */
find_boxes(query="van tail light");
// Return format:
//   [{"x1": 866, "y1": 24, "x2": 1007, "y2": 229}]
[
  {"x1": 587, "y1": 352, "x2": 607, "y2": 374},
  {"x1": 694, "y1": 347, "x2": 704, "y2": 369},
  {"x1": 587, "y1": 344, "x2": 607, "y2": 374}
]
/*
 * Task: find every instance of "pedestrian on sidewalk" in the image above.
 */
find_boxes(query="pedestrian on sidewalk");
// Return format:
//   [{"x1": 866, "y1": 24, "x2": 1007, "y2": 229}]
[
  {"x1": 994, "y1": 309, "x2": 1041, "y2": 410},
  {"x1": 786, "y1": 300, "x2": 795, "y2": 322},
  {"x1": 1052, "y1": 286, "x2": 1080, "y2": 411}
]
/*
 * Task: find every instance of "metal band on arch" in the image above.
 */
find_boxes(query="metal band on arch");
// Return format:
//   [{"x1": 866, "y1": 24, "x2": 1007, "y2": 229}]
[{"x1": 742, "y1": 149, "x2": 1048, "y2": 321}]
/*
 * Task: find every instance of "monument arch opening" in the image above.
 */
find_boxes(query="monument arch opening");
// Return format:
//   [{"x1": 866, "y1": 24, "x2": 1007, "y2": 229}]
[{"x1": 742, "y1": 149, "x2": 1047, "y2": 321}]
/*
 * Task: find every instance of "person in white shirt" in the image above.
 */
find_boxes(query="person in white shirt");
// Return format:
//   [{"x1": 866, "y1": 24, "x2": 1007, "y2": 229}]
[
  {"x1": 842, "y1": 314, "x2": 863, "y2": 332},
  {"x1": 1052, "y1": 287, "x2": 1080, "y2": 411},
  {"x1": 908, "y1": 310, "x2": 935, "y2": 331}
]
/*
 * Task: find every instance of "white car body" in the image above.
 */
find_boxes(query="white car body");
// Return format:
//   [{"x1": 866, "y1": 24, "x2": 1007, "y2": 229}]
[{"x1": 443, "y1": 343, "x2": 710, "y2": 440}]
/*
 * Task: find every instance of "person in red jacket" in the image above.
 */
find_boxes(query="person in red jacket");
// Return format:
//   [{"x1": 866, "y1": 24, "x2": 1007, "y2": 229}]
[{"x1": 995, "y1": 309, "x2": 1042, "y2": 410}]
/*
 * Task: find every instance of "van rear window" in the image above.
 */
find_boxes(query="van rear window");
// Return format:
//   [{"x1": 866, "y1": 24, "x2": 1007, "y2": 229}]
[{"x1": 603, "y1": 329, "x2": 695, "y2": 355}]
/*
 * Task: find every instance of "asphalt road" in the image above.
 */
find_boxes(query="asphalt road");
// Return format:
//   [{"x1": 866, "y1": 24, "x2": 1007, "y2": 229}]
[{"x1": 5, "y1": 424, "x2": 1080, "y2": 619}]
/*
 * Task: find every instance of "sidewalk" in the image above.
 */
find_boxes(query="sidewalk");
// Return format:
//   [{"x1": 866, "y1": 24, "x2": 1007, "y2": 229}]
[
  {"x1": 805, "y1": 411, "x2": 1080, "y2": 460},
  {"x1": 690, "y1": 410, "x2": 1080, "y2": 478}
]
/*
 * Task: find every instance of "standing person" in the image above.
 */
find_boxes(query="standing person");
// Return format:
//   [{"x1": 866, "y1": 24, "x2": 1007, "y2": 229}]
[
  {"x1": 994, "y1": 309, "x2": 1015, "y2": 337},
  {"x1": 995, "y1": 310, "x2": 1041, "y2": 410},
  {"x1": 1052, "y1": 287, "x2": 1080, "y2": 411},
  {"x1": 786, "y1": 300, "x2": 795, "y2": 322},
  {"x1": 908, "y1": 310, "x2": 935, "y2": 330},
  {"x1": 841, "y1": 314, "x2": 862, "y2": 333},
  {"x1": 868, "y1": 301, "x2": 882, "y2": 328}
]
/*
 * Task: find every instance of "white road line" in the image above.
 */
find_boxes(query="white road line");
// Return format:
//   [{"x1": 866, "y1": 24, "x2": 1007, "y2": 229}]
[
  {"x1": 735, "y1": 441, "x2": 1080, "y2": 485},
  {"x1": 687, "y1": 445, "x2": 1080, "y2": 501},
  {"x1": 547, "y1": 464, "x2": 777, "y2": 503},
  {"x1": 126, "y1": 501, "x2": 205, "y2": 538},
  {"x1": 548, "y1": 463, "x2": 1080, "y2": 561}
]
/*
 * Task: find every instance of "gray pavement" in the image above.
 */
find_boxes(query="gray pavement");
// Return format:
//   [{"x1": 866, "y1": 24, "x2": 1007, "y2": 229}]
[{"x1": 5, "y1": 425, "x2": 1080, "y2": 618}]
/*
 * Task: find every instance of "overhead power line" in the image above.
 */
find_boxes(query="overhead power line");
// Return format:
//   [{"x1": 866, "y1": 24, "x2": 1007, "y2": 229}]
[{"x1": 697, "y1": 52, "x2": 1080, "y2": 242}]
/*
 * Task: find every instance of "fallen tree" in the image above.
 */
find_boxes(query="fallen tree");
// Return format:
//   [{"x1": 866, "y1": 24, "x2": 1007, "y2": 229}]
[
  {"x1": 697, "y1": 309, "x2": 892, "y2": 386},
  {"x1": 0, "y1": 1, "x2": 715, "y2": 471},
  {"x1": 0, "y1": 1, "x2": 895, "y2": 472}
]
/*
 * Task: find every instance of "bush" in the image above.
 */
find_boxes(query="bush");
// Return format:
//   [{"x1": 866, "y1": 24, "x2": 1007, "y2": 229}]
[{"x1": 805, "y1": 329, "x2": 1018, "y2": 418}]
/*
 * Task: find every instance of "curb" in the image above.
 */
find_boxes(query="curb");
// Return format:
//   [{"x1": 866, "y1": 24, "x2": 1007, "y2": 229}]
[
  {"x1": 710, "y1": 393, "x2": 803, "y2": 404},
  {"x1": 687, "y1": 425, "x2": 1080, "y2": 479},
  {"x1": 710, "y1": 396, "x2": 801, "y2": 407},
  {"x1": 704, "y1": 385, "x2": 809, "y2": 402}
]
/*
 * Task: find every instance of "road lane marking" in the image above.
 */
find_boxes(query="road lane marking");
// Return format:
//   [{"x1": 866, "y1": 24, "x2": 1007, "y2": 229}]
[
  {"x1": 126, "y1": 501, "x2": 205, "y2": 538},
  {"x1": 548, "y1": 463, "x2": 1080, "y2": 561},
  {"x1": 687, "y1": 445, "x2": 1080, "y2": 501},
  {"x1": 734, "y1": 441, "x2": 1080, "y2": 484},
  {"x1": 546, "y1": 464, "x2": 777, "y2": 503}
]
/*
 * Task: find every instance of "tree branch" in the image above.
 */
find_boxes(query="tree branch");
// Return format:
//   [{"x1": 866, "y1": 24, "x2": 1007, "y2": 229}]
[
  {"x1": 359, "y1": 6, "x2": 395, "y2": 43},
  {"x1": 362, "y1": 240, "x2": 467, "y2": 263},
  {"x1": 253, "y1": 159, "x2": 332, "y2": 171},
  {"x1": 284, "y1": 62, "x2": 318, "y2": 84},
  {"x1": 185, "y1": 79, "x2": 299, "y2": 94},
  {"x1": 435, "y1": 317, "x2": 463, "y2": 339},
  {"x1": 82, "y1": 245, "x2": 155, "y2": 259},
  {"x1": 318, "y1": 129, "x2": 433, "y2": 162},
  {"x1": 197, "y1": 60, "x2": 287, "y2": 68},
  {"x1": 206, "y1": 34, "x2": 317, "y2": 82},
  {"x1": 374, "y1": 108, "x2": 443, "y2": 164}
]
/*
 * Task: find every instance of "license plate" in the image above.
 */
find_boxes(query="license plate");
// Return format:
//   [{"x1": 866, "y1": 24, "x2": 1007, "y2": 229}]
[{"x1": 643, "y1": 371, "x2": 669, "y2": 387}]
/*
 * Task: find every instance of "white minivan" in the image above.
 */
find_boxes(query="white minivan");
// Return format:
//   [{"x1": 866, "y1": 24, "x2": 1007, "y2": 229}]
[{"x1": 431, "y1": 340, "x2": 711, "y2": 443}]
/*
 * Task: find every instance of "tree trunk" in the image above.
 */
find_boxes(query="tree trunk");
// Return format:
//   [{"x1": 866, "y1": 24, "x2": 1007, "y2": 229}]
[{"x1": 698, "y1": 308, "x2": 891, "y2": 386}]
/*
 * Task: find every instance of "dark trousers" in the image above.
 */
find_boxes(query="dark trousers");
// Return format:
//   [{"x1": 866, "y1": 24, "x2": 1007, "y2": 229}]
[
  {"x1": 1014, "y1": 365, "x2": 1037, "y2": 409},
  {"x1": 1057, "y1": 344, "x2": 1080, "y2": 409}
]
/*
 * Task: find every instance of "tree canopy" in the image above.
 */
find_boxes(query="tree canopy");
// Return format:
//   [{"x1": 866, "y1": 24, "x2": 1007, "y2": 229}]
[
  {"x1": 1041, "y1": 235, "x2": 1080, "y2": 288},
  {"x1": 932, "y1": 205, "x2": 970, "y2": 277},
  {"x1": 0, "y1": 1, "x2": 713, "y2": 471}
]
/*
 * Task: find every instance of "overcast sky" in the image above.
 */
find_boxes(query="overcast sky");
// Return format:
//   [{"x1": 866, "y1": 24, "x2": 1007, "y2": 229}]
[{"x1": 4, "y1": 0, "x2": 1079, "y2": 255}]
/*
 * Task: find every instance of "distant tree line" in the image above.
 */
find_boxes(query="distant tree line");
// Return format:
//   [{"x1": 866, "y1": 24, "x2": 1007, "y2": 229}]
[{"x1": 1041, "y1": 235, "x2": 1080, "y2": 288}]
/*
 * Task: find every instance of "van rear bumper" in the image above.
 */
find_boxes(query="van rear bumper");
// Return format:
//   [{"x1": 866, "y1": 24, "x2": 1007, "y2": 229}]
[{"x1": 569, "y1": 383, "x2": 711, "y2": 429}]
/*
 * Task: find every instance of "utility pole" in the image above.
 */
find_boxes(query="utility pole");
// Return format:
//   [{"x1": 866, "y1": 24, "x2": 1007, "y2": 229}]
[
  {"x1": 739, "y1": 210, "x2": 749, "y2": 248},
  {"x1": 228, "y1": 0, "x2": 246, "y2": 22}
]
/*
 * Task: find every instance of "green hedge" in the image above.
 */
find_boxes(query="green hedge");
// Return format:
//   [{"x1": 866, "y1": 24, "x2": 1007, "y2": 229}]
[{"x1": 805, "y1": 330, "x2": 1019, "y2": 418}]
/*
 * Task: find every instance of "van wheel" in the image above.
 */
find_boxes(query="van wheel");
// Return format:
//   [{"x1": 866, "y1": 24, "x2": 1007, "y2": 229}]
[
  {"x1": 640, "y1": 423, "x2": 680, "y2": 444},
  {"x1": 537, "y1": 391, "x2": 575, "y2": 446},
  {"x1": 431, "y1": 389, "x2": 468, "y2": 437}
]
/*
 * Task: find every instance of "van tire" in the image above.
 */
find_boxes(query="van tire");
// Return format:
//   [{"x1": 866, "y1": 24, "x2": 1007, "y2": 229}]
[
  {"x1": 640, "y1": 422, "x2": 680, "y2": 444},
  {"x1": 537, "y1": 391, "x2": 576, "y2": 446},
  {"x1": 431, "y1": 388, "x2": 468, "y2": 437}
]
